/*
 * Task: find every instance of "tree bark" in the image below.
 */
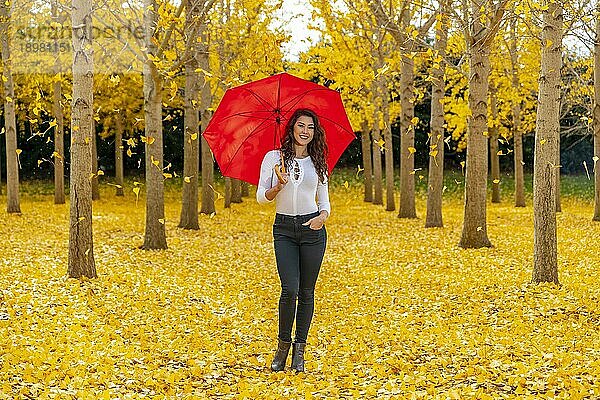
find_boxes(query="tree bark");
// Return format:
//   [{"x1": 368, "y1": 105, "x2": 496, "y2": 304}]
[
  {"x1": 115, "y1": 115, "x2": 124, "y2": 196},
  {"x1": 199, "y1": 26, "x2": 215, "y2": 215},
  {"x1": 241, "y1": 181, "x2": 249, "y2": 197},
  {"x1": 179, "y1": 0, "x2": 201, "y2": 230},
  {"x1": 1, "y1": 0, "x2": 20, "y2": 213},
  {"x1": 490, "y1": 85, "x2": 501, "y2": 203},
  {"x1": 231, "y1": 178, "x2": 242, "y2": 203},
  {"x1": 68, "y1": 0, "x2": 96, "y2": 279},
  {"x1": 52, "y1": 1, "x2": 65, "y2": 205},
  {"x1": 459, "y1": 0, "x2": 493, "y2": 249},
  {"x1": 510, "y1": 14, "x2": 525, "y2": 207},
  {"x1": 378, "y1": 52, "x2": 395, "y2": 212},
  {"x1": 91, "y1": 122, "x2": 100, "y2": 200},
  {"x1": 360, "y1": 119, "x2": 373, "y2": 202},
  {"x1": 398, "y1": 8, "x2": 416, "y2": 218},
  {"x1": 224, "y1": 177, "x2": 231, "y2": 208},
  {"x1": 532, "y1": 0, "x2": 561, "y2": 285},
  {"x1": 141, "y1": 0, "x2": 167, "y2": 249},
  {"x1": 371, "y1": 81, "x2": 383, "y2": 205},
  {"x1": 594, "y1": 2, "x2": 600, "y2": 221},
  {"x1": 425, "y1": 3, "x2": 448, "y2": 228},
  {"x1": 555, "y1": 135, "x2": 561, "y2": 212}
]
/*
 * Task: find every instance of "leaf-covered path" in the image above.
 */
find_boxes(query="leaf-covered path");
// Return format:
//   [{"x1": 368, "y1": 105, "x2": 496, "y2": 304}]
[{"x1": 1, "y1": 187, "x2": 599, "y2": 399}]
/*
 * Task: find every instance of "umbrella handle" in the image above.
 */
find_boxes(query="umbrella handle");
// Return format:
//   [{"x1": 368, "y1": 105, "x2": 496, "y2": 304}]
[{"x1": 279, "y1": 150, "x2": 286, "y2": 174}]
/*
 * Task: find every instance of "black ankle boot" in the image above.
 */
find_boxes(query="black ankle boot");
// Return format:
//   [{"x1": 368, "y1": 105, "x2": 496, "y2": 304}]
[
  {"x1": 291, "y1": 342, "x2": 306, "y2": 372},
  {"x1": 270, "y1": 339, "x2": 291, "y2": 371}
]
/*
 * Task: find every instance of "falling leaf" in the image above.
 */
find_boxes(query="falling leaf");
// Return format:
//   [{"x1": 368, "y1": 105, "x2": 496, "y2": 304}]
[
  {"x1": 356, "y1": 165, "x2": 364, "y2": 178},
  {"x1": 343, "y1": 181, "x2": 349, "y2": 189},
  {"x1": 97, "y1": 170, "x2": 104, "y2": 176},
  {"x1": 540, "y1": 139, "x2": 547, "y2": 145},
  {"x1": 133, "y1": 187, "x2": 140, "y2": 205},
  {"x1": 191, "y1": 133, "x2": 198, "y2": 141},
  {"x1": 493, "y1": 179, "x2": 500, "y2": 184},
  {"x1": 583, "y1": 161, "x2": 590, "y2": 180},
  {"x1": 141, "y1": 136, "x2": 156, "y2": 145},
  {"x1": 16, "y1": 149, "x2": 22, "y2": 168},
  {"x1": 158, "y1": 219, "x2": 165, "y2": 224},
  {"x1": 184, "y1": 176, "x2": 192, "y2": 183}
]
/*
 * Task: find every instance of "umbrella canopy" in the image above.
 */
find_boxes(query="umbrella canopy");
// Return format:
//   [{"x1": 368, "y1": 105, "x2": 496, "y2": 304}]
[{"x1": 202, "y1": 72, "x2": 355, "y2": 186}]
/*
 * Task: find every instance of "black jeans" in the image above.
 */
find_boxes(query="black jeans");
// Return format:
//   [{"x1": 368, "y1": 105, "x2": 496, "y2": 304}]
[{"x1": 273, "y1": 212, "x2": 327, "y2": 344}]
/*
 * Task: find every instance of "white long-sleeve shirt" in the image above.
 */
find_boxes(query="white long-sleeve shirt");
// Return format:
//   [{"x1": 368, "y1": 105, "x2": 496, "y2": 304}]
[{"x1": 256, "y1": 150, "x2": 331, "y2": 216}]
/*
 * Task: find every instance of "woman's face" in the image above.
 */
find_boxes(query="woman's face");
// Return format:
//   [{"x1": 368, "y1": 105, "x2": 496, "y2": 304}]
[{"x1": 293, "y1": 115, "x2": 315, "y2": 147}]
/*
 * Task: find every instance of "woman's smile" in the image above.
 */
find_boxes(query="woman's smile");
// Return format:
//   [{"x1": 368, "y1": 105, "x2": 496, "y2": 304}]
[{"x1": 293, "y1": 115, "x2": 315, "y2": 146}]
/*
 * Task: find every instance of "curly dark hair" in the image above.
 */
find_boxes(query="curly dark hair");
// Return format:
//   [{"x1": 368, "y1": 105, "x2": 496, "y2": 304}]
[{"x1": 281, "y1": 109, "x2": 329, "y2": 183}]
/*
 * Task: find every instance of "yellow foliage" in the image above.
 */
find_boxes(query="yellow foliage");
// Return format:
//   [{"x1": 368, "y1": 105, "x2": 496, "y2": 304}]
[{"x1": 1, "y1": 186, "x2": 600, "y2": 398}]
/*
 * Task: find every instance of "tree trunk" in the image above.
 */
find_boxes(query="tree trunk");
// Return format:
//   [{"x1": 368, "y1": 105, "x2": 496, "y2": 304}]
[
  {"x1": 459, "y1": 0, "x2": 492, "y2": 248},
  {"x1": 1, "y1": 0, "x2": 20, "y2": 213},
  {"x1": 532, "y1": 0, "x2": 561, "y2": 285},
  {"x1": 510, "y1": 14, "x2": 526, "y2": 207},
  {"x1": 594, "y1": 2, "x2": 600, "y2": 221},
  {"x1": 555, "y1": 135, "x2": 561, "y2": 212},
  {"x1": 360, "y1": 119, "x2": 373, "y2": 202},
  {"x1": 378, "y1": 56, "x2": 395, "y2": 211},
  {"x1": 371, "y1": 75, "x2": 383, "y2": 205},
  {"x1": 231, "y1": 178, "x2": 242, "y2": 203},
  {"x1": 199, "y1": 26, "x2": 215, "y2": 215},
  {"x1": 115, "y1": 116, "x2": 124, "y2": 196},
  {"x1": 141, "y1": 0, "x2": 167, "y2": 250},
  {"x1": 224, "y1": 177, "x2": 231, "y2": 208},
  {"x1": 68, "y1": 0, "x2": 96, "y2": 278},
  {"x1": 179, "y1": 0, "x2": 201, "y2": 230},
  {"x1": 490, "y1": 85, "x2": 501, "y2": 203},
  {"x1": 425, "y1": 2, "x2": 448, "y2": 228},
  {"x1": 91, "y1": 122, "x2": 100, "y2": 200},
  {"x1": 398, "y1": 9, "x2": 416, "y2": 218},
  {"x1": 52, "y1": 2, "x2": 65, "y2": 205},
  {"x1": 241, "y1": 181, "x2": 249, "y2": 197}
]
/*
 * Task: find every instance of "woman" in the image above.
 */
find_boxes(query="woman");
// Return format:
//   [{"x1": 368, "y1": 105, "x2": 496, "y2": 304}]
[{"x1": 256, "y1": 108, "x2": 330, "y2": 373}]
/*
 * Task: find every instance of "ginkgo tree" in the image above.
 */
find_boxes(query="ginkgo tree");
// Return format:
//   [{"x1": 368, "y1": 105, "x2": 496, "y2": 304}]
[
  {"x1": 68, "y1": 0, "x2": 96, "y2": 278},
  {"x1": 1, "y1": 0, "x2": 21, "y2": 213}
]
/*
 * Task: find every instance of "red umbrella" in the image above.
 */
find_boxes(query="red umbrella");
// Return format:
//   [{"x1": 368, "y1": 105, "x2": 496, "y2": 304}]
[{"x1": 202, "y1": 73, "x2": 355, "y2": 186}]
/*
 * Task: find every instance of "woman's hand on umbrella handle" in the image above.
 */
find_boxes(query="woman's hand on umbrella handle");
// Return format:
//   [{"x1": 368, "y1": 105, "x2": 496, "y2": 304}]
[{"x1": 274, "y1": 164, "x2": 288, "y2": 184}]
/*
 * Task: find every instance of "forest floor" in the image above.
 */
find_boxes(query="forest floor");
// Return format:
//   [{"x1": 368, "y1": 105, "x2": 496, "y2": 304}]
[{"x1": 1, "y1": 174, "x2": 599, "y2": 399}]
